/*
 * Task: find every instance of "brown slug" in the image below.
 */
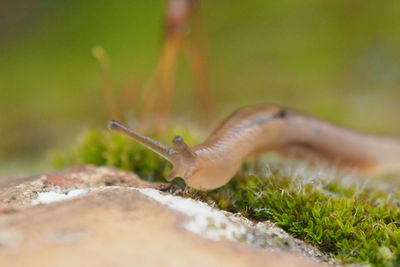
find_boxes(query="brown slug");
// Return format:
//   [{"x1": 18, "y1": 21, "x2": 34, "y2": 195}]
[{"x1": 108, "y1": 104, "x2": 400, "y2": 190}]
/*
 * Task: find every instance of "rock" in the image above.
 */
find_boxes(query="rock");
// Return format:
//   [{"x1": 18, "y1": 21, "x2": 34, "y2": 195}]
[{"x1": 0, "y1": 166, "x2": 327, "y2": 267}]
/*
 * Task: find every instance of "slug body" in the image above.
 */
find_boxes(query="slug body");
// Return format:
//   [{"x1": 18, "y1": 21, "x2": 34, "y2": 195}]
[{"x1": 109, "y1": 104, "x2": 400, "y2": 190}]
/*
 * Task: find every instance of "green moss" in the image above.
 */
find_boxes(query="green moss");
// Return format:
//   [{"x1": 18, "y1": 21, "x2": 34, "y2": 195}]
[
  {"x1": 53, "y1": 128, "x2": 199, "y2": 183},
  {"x1": 194, "y1": 173, "x2": 400, "y2": 267},
  {"x1": 54, "y1": 129, "x2": 400, "y2": 267}
]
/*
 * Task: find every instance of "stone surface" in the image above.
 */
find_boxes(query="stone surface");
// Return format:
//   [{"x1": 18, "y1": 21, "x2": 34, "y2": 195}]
[{"x1": 0, "y1": 166, "x2": 327, "y2": 267}]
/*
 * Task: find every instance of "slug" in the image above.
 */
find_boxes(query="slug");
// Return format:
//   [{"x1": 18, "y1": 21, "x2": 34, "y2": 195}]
[{"x1": 108, "y1": 104, "x2": 400, "y2": 190}]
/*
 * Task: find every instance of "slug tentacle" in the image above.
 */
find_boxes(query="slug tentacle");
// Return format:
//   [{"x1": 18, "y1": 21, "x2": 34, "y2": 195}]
[
  {"x1": 172, "y1": 136, "x2": 197, "y2": 159},
  {"x1": 108, "y1": 120, "x2": 176, "y2": 162},
  {"x1": 108, "y1": 120, "x2": 199, "y2": 183}
]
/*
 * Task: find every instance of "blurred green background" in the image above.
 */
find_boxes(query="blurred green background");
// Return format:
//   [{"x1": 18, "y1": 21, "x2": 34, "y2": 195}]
[{"x1": 1, "y1": 0, "x2": 400, "y2": 176}]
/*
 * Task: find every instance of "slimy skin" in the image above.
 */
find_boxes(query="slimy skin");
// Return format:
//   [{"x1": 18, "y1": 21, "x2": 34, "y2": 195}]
[{"x1": 108, "y1": 104, "x2": 400, "y2": 190}]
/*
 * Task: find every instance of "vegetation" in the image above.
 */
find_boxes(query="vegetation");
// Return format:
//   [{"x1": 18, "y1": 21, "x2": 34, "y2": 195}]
[
  {"x1": 52, "y1": 128, "x2": 199, "y2": 183},
  {"x1": 196, "y1": 174, "x2": 400, "y2": 266},
  {"x1": 54, "y1": 129, "x2": 400, "y2": 267}
]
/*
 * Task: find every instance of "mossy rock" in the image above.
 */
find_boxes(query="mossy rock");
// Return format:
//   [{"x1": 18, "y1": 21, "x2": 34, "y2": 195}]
[{"x1": 53, "y1": 129, "x2": 400, "y2": 267}]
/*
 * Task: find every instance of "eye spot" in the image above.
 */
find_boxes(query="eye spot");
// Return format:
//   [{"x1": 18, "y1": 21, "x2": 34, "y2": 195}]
[{"x1": 277, "y1": 109, "x2": 287, "y2": 118}]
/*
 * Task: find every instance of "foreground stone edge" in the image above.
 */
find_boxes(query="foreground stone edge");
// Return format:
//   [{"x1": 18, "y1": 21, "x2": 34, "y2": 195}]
[{"x1": 0, "y1": 166, "x2": 329, "y2": 267}]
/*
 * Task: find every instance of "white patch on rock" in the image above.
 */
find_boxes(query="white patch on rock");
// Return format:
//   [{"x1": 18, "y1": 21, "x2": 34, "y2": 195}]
[
  {"x1": 27, "y1": 185, "x2": 330, "y2": 264},
  {"x1": 31, "y1": 189, "x2": 89, "y2": 205},
  {"x1": 137, "y1": 188, "x2": 247, "y2": 241}
]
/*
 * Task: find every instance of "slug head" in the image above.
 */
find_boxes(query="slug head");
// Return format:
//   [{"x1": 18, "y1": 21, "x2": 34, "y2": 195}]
[
  {"x1": 166, "y1": 135, "x2": 199, "y2": 181},
  {"x1": 108, "y1": 120, "x2": 201, "y2": 185}
]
